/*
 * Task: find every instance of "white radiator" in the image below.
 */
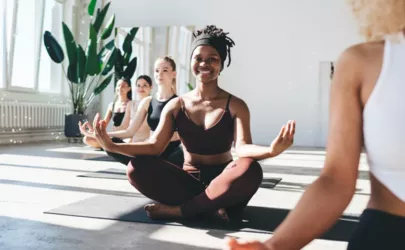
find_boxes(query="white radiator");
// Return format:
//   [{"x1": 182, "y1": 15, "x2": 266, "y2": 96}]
[{"x1": 0, "y1": 101, "x2": 72, "y2": 130}]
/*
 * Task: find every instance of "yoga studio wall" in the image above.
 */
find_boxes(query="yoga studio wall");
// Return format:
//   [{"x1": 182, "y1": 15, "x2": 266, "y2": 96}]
[{"x1": 106, "y1": 0, "x2": 364, "y2": 147}]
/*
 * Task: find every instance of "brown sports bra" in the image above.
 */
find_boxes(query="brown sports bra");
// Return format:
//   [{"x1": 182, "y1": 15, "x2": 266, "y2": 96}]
[{"x1": 175, "y1": 95, "x2": 234, "y2": 155}]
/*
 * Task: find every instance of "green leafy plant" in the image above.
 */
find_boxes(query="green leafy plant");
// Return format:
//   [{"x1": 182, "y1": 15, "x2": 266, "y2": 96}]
[
  {"x1": 112, "y1": 27, "x2": 139, "y2": 88},
  {"x1": 42, "y1": 0, "x2": 137, "y2": 114}
]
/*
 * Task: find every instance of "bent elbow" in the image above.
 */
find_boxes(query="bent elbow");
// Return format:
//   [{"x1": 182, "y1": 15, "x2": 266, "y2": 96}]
[
  {"x1": 320, "y1": 173, "x2": 357, "y2": 203},
  {"x1": 234, "y1": 144, "x2": 245, "y2": 158}
]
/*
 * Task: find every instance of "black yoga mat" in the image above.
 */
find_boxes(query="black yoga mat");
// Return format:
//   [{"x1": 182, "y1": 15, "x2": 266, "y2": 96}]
[
  {"x1": 77, "y1": 168, "x2": 282, "y2": 188},
  {"x1": 77, "y1": 168, "x2": 283, "y2": 189},
  {"x1": 44, "y1": 194, "x2": 359, "y2": 242},
  {"x1": 84, "y1": 155, "x2": 116, "y2": 162},
  {"x1": 77, "y1": 168, "x2": 127, "y2": 179}
]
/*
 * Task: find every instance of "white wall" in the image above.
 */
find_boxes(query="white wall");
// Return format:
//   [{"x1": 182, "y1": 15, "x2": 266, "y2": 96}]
[{"x1": 107, "y1": 0, "x2": 363, "y2": 147}]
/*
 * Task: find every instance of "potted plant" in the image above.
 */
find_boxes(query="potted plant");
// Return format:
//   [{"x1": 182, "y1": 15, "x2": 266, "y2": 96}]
[{"x1": 42, "y1": 0, "x2": 139, "y2": 140}]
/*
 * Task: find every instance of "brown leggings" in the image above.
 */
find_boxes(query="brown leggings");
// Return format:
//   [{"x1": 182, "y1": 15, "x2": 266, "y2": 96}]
[{"x1": 127, "y1": 156, "x2": 263, "y2": 217}]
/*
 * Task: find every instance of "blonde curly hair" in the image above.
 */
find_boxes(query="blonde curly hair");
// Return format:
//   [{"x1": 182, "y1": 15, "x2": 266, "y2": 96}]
[{"x1": 347, "y1": 0, "x2": 405, "y2": 41}]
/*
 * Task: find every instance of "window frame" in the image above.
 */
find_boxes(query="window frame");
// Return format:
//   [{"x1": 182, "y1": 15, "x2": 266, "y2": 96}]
[
  {"x1": 167, "y1": 25, "x2": 194, "y2": 94},
  {"x1": 0, "y1": 0, "x2": 68, "y2": 100},
  {"x1": 117, "y1": 27, "x2": 152, "y2": 78}
]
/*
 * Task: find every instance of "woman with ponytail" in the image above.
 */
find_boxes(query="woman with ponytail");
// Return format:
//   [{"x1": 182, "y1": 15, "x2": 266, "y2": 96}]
[{"x1": 82, "y1": 57, "x2": 184, "y2": 166}]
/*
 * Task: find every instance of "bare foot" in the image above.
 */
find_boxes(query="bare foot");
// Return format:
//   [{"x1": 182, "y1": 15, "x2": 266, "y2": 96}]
[
  {"x1": 144, "y1": 203, "x2": 183, "y2": 220},
  {"x1": 215, "y1": 208, "x2": 230, "y2": 222}
]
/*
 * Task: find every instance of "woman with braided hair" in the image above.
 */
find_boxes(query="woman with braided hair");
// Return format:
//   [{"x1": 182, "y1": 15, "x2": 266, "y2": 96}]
[{"x1": 91, "y1": 25, "x2": 296, "y2": 220}]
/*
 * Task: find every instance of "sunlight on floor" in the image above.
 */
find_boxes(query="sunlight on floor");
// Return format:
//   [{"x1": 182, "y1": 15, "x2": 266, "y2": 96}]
[
  {"x1": 46, "y1": 146, "x2": 106, "y2": 155},
  {"x1": 0, "y1": 143, "x2": 368, "y2": 250},
  {"x1": 149, "y1": 225, "x2": 227, "y2": 249}
]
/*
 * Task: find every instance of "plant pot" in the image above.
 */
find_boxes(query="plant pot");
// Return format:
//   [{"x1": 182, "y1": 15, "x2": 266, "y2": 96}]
[{"x1": 64, "y1": 113, "x2": 87, "y2": 138}]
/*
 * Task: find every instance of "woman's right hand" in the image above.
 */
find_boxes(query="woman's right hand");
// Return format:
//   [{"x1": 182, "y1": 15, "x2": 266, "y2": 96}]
[
  {"x1": 226, "y1": 238, "x2": 273, "y2": 250},
  {"x1": 78, "y1": 121, "x2": 95, "y2": 137}
]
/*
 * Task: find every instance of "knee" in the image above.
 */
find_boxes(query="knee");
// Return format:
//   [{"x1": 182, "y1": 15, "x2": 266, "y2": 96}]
[
  {"x1": 250, "y1": 160, "x2": 263, "y2": 183},
  {"x1": 236, "y1": 158, "x2": 263, "y2": 184},
  {"x1": 127, "y1": 157, "x2": 142, "y2": 182},
  {"x1": 83, "y1": 136, "x2": 99, "y2": 148},
  {"x1": 126, "y1": 156, "x2": 155, "y2": 184}
]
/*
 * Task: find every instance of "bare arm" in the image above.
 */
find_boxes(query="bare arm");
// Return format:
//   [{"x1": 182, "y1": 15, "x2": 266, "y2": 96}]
[
  {"x1": 112, "y1": 100, "x2": 132, "y2": 131},
  {"x1": 264, "y1": 47, "x2": 364, "y2": 250},
  {"x1": 107, "y1": 97, "x2": 150, "y2": 139},
  {"x1": 103, "y1": 102, "x2": 113, "y2": 125},
  {"x1": 107, "y1": 98, "x2": 178, "y2": 157},
  {"x1": 233, "y1": 98, "x2": 294, "y2": 161}
]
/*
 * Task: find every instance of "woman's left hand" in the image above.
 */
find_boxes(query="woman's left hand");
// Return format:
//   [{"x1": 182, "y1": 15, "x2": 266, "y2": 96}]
[
  {"x1": 93, "y1": 113, "x2": 115, "y2": 152},
  {"x1": 269, "y1": 120, "x2": 296, "y2": 157}
]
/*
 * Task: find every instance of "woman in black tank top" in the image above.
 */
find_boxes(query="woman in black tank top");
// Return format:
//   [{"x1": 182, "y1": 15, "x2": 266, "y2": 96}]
[
  {"x1": 91, "y1": 57, "x2": 184, "y2": 166},
  {"x1": 81, "y1": 79, "x2": 132, "y2": 149},
  {"x1": 147, "y1": 94, "x2": 178, "y2": 131},
  {"x1": 148, "y1": 56, "x2": 182, "y2": 164}
]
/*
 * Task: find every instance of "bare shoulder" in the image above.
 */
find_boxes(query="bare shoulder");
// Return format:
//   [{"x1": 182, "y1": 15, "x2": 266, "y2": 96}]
[
  {"x1": 126, "y1": 100, "x2": 134, "y2": 110},
  {"x1": 138, "y1": 96, "x2": 152, "y2": 111},
  {"x1": 333, "y1": 41, "x2": 384, "y2": 92},
  {"x1": 359, "y1": 40, "x2": 385, "y2": 53},
  {"x1": 332, "y1": 42, "x2": 380, "y2": 90},
  {"x1": 339, "y1": 41, "x2": 384, "y2": 67},
  {"x1": 339, "y1": 43, "x2": 367, "y2": 64},
  {"x1": 127, "y1": 100, "x2": 134, "y2": 106},
  {"x1": 227, "y1": 93, "x2": 249, "y2": 118},
  {"x1": 165, "y1": 96, "x2": 183, "y2": 112}
]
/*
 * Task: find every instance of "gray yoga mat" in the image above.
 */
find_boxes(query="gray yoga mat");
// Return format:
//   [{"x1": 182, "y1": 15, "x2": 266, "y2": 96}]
[
  {"x1": 44, "y1": 194, "x2": 359, "y2": 241},
  {"x1": 84, "y1": 155, "x2": 116, "y2": 162},
  {"x1": 77, "y1": 168, "x2": 283, "y2": 189},
  {"x1": 77, "y1": 168, "x2": 127, "y2": 179}
]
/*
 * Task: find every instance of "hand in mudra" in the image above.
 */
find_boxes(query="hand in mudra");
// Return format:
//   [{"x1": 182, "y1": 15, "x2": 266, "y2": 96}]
[
  {"x1": 78, "y1": 120, "x2": 94, "y2": 137},
  {"x1": 92, "y1": 113, "x2": 114, "y2": 151},
  {"x1": 269, "y1": 120, "x2": 295, "y2": 157}
]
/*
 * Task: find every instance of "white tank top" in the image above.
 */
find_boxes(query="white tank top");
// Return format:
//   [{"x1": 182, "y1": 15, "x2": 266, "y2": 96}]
[
  {"x1": 129, "y1": 100, "x2": 150, "y2": 142},
  {"x1": 363, "y1": 34, "x2": 405, "y2": 202}
]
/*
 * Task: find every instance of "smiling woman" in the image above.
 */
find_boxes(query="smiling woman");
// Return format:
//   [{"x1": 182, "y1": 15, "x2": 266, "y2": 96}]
[{"x1": 91, "y1": 25, "x2": 295, "y2": 221}]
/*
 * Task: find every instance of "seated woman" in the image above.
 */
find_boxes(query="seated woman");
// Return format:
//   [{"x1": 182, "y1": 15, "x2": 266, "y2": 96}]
[
  {"x1": 82, "y1": 57, "x2": 183, "y2": 166},
  {"x1": 82, "y1": 78, "x2": 133, "y2": 149},
  {"x1": 110, "y1": 75, "x2": 152, "y2": 144},
  {"x1": 91, "y1": 25, "x2": 295, "y2": 221}
]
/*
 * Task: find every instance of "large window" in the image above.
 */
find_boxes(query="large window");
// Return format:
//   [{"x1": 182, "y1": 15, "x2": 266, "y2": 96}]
[
  {"x1": 115, "y1": 26, "x2": 193, "y2": 95},
  {"x1": 168, "y1": 26, "x2": 194, "y2": 94},
  {"x1": 116, "y1": 27, "x2": 152, "y2": 87},
  {"x1": 38, "y1": 0, "x2": 63, "y2": 93},
  {"x1": 0, "y1": 0, "x2": 63, "y2": 94},
  {"x1": 10, "y1": 0, "x2": 37, "y2": 89},
  {"x1": 0, "y1": 0, "x2": 14, "y2": 88}
]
